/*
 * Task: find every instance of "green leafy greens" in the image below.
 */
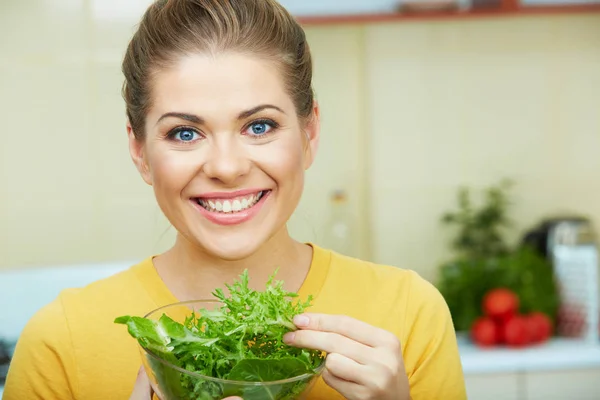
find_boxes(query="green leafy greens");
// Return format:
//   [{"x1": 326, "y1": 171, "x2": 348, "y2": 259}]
[{"x1": 115, "y1": 270, "x2": 325, "y2": 400}]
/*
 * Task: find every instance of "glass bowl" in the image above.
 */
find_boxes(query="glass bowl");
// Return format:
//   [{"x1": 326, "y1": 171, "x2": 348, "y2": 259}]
[{"x1": 139, "y1": 300, "x2": 325, "y2": 400}]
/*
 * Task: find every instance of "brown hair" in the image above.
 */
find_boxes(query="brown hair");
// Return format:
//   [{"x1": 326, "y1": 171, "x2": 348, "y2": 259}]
[{"x1": 122, "y1": 0, "x2": 314, "y2": 139}]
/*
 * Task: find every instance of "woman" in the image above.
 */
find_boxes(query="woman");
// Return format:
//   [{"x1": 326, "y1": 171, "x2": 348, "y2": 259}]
[{"x1": 4, "y1": 1, "x2": 466, "y2": 399}]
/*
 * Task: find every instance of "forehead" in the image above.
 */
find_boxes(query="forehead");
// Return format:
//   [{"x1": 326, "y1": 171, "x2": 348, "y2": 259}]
[{"x1": 148, "y1": 52, "x2": 293, "y2": 119}]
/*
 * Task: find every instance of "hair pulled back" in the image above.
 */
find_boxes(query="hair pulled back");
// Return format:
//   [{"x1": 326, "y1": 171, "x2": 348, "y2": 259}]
[{"x1": 122, "y1": 0, "x2": 314, "y2": 139}]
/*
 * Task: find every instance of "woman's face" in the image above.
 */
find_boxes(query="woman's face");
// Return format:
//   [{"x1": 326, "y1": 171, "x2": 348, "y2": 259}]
[{"x1": 128, "y1": 52, "x2": 319, "y2": 260}]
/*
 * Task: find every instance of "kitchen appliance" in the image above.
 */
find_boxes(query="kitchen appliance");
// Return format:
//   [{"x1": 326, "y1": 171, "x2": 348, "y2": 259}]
[
  {"x1": 523, "y1": 216, "x2": 599, "y2": 343},
  {"x1": 0, "y1": 339, "x2": 15, "y2": 386},
  {"x1": 523, "y1": 216, "x2": 594, "y2": 258}
]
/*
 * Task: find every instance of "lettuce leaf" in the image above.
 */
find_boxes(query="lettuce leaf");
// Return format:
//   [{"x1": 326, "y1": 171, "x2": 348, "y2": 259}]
[{"x1": 228, "y1": 358, "x2": 311, "y2": 382}]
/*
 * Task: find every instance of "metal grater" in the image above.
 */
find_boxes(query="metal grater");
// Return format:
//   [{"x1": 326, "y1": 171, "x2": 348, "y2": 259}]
[{"x1": 550, "y1": 222, "x2": 599, "y2": 343}]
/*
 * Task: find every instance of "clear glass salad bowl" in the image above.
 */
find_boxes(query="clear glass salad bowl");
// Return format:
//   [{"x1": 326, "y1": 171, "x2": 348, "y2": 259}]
[{"x1": 139, "y1": 300, "x2": 325, "y2": 400}]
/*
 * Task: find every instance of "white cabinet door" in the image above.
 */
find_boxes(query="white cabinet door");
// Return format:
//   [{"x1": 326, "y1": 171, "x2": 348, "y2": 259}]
[
  {"x1": 465, "y1": 373, "x2": 521, "y2": 400},
  {"x1": 524, "y1": 368, "x2": 600, "y2": 400}
]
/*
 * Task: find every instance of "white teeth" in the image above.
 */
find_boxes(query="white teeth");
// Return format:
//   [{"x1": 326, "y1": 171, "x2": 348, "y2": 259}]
[{"x1": 197, "y1": 191, "x2": 268, "y2": 213}]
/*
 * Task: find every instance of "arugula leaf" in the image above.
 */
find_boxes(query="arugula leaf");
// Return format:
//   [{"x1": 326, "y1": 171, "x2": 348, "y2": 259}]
[
  {"x1": 114, "y1": 315, "x2": 169, "y2": 347},
  {"x1": 228, "y1": 358, "x2": 311, "y2": 382},
  {"x1": 222, "y1": 359, "x2": 314, "y2": 400},
  {"x1": 115, "y1": 269, "x2": 325, "y2": 400}
]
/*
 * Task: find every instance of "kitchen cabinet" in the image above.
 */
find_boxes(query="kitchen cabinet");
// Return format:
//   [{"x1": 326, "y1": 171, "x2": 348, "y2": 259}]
[
  {"x1": 461, "y1": 339, "x2": 600, "y2": 400},
  {"x1": 465, "y1": 372, "x2": 520, "y2": 400},
  {"x1": 524, "y1": 368, "x2": 600, "y2": 400},
  {"x1": 464, "y1": 368, "x2": 600, "y2": 400},
  {"x1": 279, "y1": 0, "x2": 396, "y2": 16}
]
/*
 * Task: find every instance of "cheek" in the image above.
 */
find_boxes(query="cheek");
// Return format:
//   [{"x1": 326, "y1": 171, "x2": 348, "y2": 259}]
[
  {"x1": 256, "y1": 135, "x2": 305, "y2": 181},
  {"x1": 147, "y1": 148, "x2": 199, "y2": 196}
]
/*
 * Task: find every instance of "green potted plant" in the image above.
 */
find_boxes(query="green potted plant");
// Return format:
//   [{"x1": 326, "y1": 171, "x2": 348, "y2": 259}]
[{"x1": 436, "y1": 180, "x2": 560, "y2": 334}]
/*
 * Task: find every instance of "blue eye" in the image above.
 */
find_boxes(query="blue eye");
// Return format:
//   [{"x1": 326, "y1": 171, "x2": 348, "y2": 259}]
[
  {"x1": 173, "y1": 129, "x2": 199, "y2": 142},
  {"x1": 247, "y1": 120, "x2": 275, "y2": 136}
]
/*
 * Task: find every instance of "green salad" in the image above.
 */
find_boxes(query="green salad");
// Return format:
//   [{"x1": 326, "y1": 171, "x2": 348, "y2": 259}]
[{"x1": 115, "y1": 270, "x2": 325, "y2": 400}]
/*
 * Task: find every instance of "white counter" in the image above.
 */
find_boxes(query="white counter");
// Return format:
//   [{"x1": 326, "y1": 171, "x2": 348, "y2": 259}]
[
  {"x1": 459, "y1": 336, "x2": 600, "y2": 399},
  {"x1": 459, "y1": 336, "x2": 600, "y2": 375}
]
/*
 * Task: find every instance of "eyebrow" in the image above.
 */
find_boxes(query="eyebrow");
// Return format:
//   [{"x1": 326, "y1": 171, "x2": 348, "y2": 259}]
[
  {"x1": 156, "y1": 112, "x2": 204, "y2": 126},
  {"x1": 238, "y1": 104, "x2": 285, "y2": 120},
  {"x1": 156, "y1": 104, "x2": 285, "y2": 126}
]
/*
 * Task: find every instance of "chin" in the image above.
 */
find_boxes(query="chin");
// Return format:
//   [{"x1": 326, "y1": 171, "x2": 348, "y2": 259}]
[{"x1": 194, "y1": 235, "x2": 267, "y2": 261}]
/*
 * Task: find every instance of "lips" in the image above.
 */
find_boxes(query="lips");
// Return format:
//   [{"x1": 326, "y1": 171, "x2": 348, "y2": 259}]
[{"x1": 195, "y1": 190, "x2": 269, "y2": 214}]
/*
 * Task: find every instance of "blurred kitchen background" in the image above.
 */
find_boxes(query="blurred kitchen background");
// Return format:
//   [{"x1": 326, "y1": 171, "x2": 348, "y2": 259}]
[{"x1": 1, "y1": 0, "x2": 600, "y2": 398}]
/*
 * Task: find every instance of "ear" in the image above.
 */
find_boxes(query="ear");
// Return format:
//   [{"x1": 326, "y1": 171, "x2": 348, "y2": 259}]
[
  {"x1": 302, "y1": 101, "x2": 321, "y2": 170},
  {"x1": 127, "y1": 122, "x2": 153, "y2": 186}
]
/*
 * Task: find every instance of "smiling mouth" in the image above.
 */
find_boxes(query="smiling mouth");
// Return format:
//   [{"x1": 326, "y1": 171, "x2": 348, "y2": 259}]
[{"x1": 195, "y1": 190, "x2": 270, "y2": 213}]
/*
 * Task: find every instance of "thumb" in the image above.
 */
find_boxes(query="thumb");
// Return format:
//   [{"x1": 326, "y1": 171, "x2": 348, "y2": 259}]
[
  {"x1": 129, "y1": 366, "x2": 153, "y2": 400},
  {"x1": 222, "y1": 398, "x2": 243, "y2": 400}
]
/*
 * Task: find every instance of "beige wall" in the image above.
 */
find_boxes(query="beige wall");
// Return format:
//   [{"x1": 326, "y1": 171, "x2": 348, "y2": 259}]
[{"x1": 1, "y1": 2, "x2": 599, "y2": 282}]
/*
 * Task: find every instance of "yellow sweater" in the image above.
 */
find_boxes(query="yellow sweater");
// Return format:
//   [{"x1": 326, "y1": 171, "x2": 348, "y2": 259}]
[{"x1": 4, "y1": 245, "x2": 466, "y2": 399}]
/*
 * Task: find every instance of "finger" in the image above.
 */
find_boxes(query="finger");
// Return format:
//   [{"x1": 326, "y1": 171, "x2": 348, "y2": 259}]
[
  {"x1": 321, "y1": 368, "x2": 365, "y2": 400},
  {"x1": 284, "y1": 330, "x2": 371, "y2": 364},
  {"x1": 129, "y1": 366, "x2": 153, "y2": 400},
  {"x1": 293, "y1": 313, "x2": 398, "y2": 348},
  {"x1": 324, "y1": 352, "x2": 366, "y2": 384},
  {"x1": 221, "y1": 397, "x2": 243, "y2": 400}
]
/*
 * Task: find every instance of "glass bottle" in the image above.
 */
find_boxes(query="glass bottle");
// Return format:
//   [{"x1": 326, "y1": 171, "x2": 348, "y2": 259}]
[{"x1": 323, "y1": 189, "x2": 356, "y2": 257}]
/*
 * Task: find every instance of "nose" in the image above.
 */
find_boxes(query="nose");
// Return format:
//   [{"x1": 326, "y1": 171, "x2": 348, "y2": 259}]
[{"x1": 202, "y1": 137, "x2": 251, "y2": 185}]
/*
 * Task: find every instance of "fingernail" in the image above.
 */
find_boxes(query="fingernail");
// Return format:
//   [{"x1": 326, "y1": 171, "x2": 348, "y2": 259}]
[
  {"x1": 283, "y1": 332, "x2": 295, "y2": 343},
  {"x1": 294, "y1": 314, "x2": 310, "y2": 327}
]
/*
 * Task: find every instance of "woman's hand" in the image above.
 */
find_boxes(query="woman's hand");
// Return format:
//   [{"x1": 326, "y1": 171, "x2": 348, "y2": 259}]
[
  {"x1": 283, "y1": 314, "x2": 410, "y2": 400},
  {"x1": 129, "y1": 367, "x2": 153, "y2": 400},
  {"x1": 129, "y1": 366, "x2": 242, "y2": 400}
]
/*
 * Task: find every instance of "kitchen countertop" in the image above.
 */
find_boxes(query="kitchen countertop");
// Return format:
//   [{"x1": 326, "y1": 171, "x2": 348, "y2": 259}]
[{"x1": 458, "y1": 335, "x2": 600, "y2": 374}]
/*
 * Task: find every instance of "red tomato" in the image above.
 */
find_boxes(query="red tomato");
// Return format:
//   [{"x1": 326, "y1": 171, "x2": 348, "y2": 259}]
[
  {"x1": 495, "y1": 319, "x2": 506, "y2": 344},
  {"x1": 483, "y1": 288, "x2": 520, "y2": 321},
  {"x1": 525, "y1": 312, "x2": 553, "y2": 344},
  {"x1": 504, "y1": 315, "x2": 530, "y2": 347},
  {"x1": 471, "y1": 317, "x2": 498, "y2": 347}
]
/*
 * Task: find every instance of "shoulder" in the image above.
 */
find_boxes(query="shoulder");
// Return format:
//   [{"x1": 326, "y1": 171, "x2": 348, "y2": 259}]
[
  {"x1": 14, "y1": 260, "x2": 144, "y2": 341},
  {"x1": 5, "y1": 293, "x2": 76, "y2": 399},
  {"x1": 15, "y1": 293, "x2": 71, "y2": 346},
  {"x1": 55, "y1": 257, "x2": 160, "y2": 344},
  {"x1": 315, "y1": 247, "x2": 466, "y2": 398},
  {"x1": 321, "y1": 245, "x2": 438, "y2": 303},
  {"x1": 59, "y1": 258, "x2": 151, "y2": 304},
  {"x1": 13, "y1": 257, "x2": 154, "y2": 347},
  {"x1": 6, "y1": 258, "x2": 158, "y2": 398},
  {"x1": 314, "y1": 246, "x2": 448, "y2": 338}
]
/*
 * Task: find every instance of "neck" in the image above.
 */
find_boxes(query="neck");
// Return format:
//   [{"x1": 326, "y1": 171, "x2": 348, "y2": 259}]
[{"x1": 153, "y1": 226, "x2": 313, "y2": 301}]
